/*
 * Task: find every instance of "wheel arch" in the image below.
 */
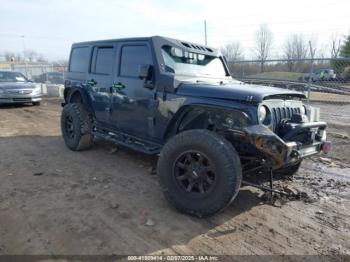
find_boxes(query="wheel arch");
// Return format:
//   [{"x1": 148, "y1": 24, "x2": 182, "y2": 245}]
[
  {"x1": 64, "y1": 87, "x2": 93, "y2": 113},
  {"x1": 163, "y1": 104, "x2": 251, "y2": 141}
]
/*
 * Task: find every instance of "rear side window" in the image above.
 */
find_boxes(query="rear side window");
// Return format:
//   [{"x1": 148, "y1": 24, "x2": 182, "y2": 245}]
[
  {"x1": 69, "y1": 47, "x2": 89, "y2": 73},
  {"x1": 91, "y1": 46, "x2": 114, "y2": 75},
  {"x1": 120, "y1": 45, "x2": 152, "y2": 77}
]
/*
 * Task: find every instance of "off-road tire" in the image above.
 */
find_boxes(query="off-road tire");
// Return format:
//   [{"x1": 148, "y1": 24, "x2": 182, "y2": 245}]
[
  {"x1": 61, "y1": 103, "x2": 93, "y2": 151},
  {"x1": 275, "y1": 160, "x2": 302, "y2": 177},
  {"x1": 157, "y1": 129, "x2": 242, "y2": 217},
  {"x1": 32, "y1": 102, "x2": 41, "y2": 106}
]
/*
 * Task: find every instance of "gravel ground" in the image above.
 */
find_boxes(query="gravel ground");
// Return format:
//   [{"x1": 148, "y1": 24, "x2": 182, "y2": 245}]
[{"x1": 0, "y1": 98, "x2": 349, "y2": 257}]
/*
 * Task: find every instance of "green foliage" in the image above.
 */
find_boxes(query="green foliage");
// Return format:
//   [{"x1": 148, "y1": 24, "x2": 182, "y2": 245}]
[
  {"x1": 340, "y1": 34, "x2": 350, "y2": 57},
  {"x1": 248, "y1": 71, "x2": 304, "y2": 81},
  {"x1": 332, "y1": 34, "x2": 350, "y2": 73}
]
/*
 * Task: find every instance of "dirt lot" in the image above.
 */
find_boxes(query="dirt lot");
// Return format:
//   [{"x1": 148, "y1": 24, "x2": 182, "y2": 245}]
[{"x1": 0, "y1": 97, "x2": 349, "y2": 257}]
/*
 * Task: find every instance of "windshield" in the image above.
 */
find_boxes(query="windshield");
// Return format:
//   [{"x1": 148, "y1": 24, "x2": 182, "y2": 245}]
[
  {"x1": 0, "y1": 71, "x2": 28, "y2": 82},
  {"x1": 161, "y1": 45, "x2": 228, "y2": 79}
]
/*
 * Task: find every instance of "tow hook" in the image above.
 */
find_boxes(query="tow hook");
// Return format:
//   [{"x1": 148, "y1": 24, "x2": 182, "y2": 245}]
[{"x1": 322, "y1": 141, "x2": 331, "y2": 154}]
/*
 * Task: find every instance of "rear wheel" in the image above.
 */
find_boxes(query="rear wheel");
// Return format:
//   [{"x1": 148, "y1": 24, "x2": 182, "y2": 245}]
[
  {"x1": 61, "y1": 103, "x2": 93, "y2": 151},
  {"x1": 157, "y1": 129, "x2": 242, "y2": 217}
]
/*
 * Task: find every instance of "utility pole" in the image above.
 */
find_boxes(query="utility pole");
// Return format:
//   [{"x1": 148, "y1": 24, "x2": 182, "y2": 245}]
[
  {"x1": 21, "y1": 35, "x2": 26, "y2": 61},
  {"x1": 21, "y1": 35, "x2": 28, "y2": 77},
  {"x1": 204, "y1": 20, "x2": 207, "y2": 46}
]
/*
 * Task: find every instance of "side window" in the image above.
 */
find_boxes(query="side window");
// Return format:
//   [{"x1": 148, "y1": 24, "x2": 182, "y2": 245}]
[
  {"x1": 91, "y1": 46, "x2": 114, "y2": 75},
  {"x1": 69, "y1": 47, "x2": 89, "y2": 73},
  {"x1": 120, "y1": 45, "x2": 152, "y2": 77}
]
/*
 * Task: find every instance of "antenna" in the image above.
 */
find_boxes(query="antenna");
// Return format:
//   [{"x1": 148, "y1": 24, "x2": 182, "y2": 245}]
[{"x1": 204, "y1": 20, "x2": 207, "y2": 46}]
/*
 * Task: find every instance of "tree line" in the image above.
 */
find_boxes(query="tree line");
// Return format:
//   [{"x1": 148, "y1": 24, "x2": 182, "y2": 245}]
[
  {"x1": 221, "y1": 24, "x2": 350, "y2": 75},
  {"x1": 220, "y1": 24, "x2": 349, "y2": 62},
  {"x1": 3, "y1": 50, "x2": 48, "y2": 63}
]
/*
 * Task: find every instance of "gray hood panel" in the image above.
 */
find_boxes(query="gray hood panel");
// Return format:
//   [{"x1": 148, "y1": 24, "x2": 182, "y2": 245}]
[{"x1": 177, "y1": 83, "x2": 306, "y2": 103}]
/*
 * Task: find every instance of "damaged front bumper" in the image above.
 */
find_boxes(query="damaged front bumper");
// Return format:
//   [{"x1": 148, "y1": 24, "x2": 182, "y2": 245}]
[{"x1": 242, "y1": 122, "x2": 330, "y2": 169}]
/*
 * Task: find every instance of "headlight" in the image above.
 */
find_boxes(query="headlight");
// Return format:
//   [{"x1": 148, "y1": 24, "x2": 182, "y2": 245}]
[
  {"x1": 258, "y1": 105, "x2": 272, "y2": 125},
  {"x1": 32, "y1": 84, "x2": 42, "y2": 95},
  {"x1": 258, "y1": 105, "x2": 267, "y2": 123}
]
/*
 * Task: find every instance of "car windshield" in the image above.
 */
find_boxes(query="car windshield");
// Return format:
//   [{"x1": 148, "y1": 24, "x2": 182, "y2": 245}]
[
  {"x1": 161, "y1": 45, "x2": 228, "y2": 79},
  {"x1": 0, "y1": 71, "x2": 28, "y2": 82}
]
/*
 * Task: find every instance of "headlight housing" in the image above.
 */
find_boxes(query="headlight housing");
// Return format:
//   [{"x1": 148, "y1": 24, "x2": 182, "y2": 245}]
[
  {"x1": 258, "y1": 106, "x2": 267, "y2": 123},
  {"x1": 32, "y1": 84, "x2": 42, "y2": 95},
  {"x1": 258, "y1": 105, "x2": 271, "y2": 125},
  {"x1": 258, "y1": 105, "x2": 267, "y2": 122}
]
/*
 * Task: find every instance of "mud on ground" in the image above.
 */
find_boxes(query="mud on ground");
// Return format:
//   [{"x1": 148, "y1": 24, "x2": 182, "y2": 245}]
[{"x1": 0, "y1": 98, "x2": 349, "y2": 256}]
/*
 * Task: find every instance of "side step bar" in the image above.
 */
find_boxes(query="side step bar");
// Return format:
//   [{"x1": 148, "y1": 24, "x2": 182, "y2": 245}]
[{"x1": 93, "y1": 129, "x2": 162, "y2": 155}]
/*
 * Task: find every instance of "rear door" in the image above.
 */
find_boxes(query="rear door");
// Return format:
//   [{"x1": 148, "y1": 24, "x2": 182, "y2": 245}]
[{"x1": 86, "y1": 44, "x2": 116, "y2": 125}]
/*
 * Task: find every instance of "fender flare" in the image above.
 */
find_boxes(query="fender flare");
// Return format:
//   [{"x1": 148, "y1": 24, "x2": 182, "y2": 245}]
[
  {"x1": 163, "y1": 104, "x2": 251, "y2": 141},
  {"x1": 64, "y1": 87, "x2": 94, "y2": 114}
]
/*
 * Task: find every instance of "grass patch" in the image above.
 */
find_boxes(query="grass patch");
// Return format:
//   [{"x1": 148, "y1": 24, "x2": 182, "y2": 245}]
[{"x1": 247, "y1": 71, "x2": 304, "y2": 81}]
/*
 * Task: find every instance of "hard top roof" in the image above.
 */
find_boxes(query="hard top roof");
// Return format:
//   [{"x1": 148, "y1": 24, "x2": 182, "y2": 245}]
[{"x1": 72, "y1": 36, "x2": 218, "y2": 56}]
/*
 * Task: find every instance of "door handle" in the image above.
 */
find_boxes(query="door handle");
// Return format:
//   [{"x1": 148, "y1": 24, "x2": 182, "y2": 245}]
[
  {"x1": 86, "y1": 79, "x2": 97, "y2": 86},
  {"x1": 111, "y1": 82, "x2": 125, "y2": 92}
]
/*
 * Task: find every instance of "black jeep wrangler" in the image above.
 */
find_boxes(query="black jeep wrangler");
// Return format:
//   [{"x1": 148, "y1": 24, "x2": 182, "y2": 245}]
[{"x1": 61, "y1": 36, "x2": 330, "y2": 217}]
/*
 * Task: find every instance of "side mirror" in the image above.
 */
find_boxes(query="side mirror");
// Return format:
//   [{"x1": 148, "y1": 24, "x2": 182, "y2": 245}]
[{"x1": 138, "y1": 64, "x2": 152, "y2": 80}]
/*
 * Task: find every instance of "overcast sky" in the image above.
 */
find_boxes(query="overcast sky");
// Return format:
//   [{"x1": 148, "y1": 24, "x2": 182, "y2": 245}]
[{"x1": 0, "y1": 0, "x2": 349, "y2": 61}]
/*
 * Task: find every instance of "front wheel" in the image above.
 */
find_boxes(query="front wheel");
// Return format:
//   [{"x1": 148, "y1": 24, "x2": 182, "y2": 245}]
[
  {"x1": 61, "y1": 103, "x2": 93, "y2": 151},
  {"x1": 157, "y1": 129, "x2": 242, "y2": 217}
]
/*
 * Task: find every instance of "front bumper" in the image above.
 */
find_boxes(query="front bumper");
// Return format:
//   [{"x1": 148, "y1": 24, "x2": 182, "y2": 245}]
[
  {"x1": 242, "y1": 122, "x2": 329, "y2": 169},
  {"x1": 0, "y1": 95, "x2": 42, "y2": 104}
]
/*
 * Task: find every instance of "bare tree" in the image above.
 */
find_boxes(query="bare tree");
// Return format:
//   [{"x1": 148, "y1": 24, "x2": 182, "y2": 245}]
[
  {"x1": 282, "y1": 34, "x2": 308, "y2": 71},
  {"x1": 220, "y1": 41, "x2": 244, "y2": 62},
  {"x1": 283, "y1": 39, "x2": 294, "y2": 72},
  {"x1": 4, "y1": 51, "x2": 24, "y2": 62},
  {"x1": 3, "y1": 50, "x2": 47, "y2": 63},
  {"x1": 37, "y1": 54, "x2": 48, "y2": 63},
  {"x1": 307, "y1": 36, "x2": 318, "y2": 59},
  {"x1": 24, "y1": 49, "x2": 38, "y2": 62},
  {"x1": 15, "y1": 53, "x2": 23, "y2": 63},
  {"x1": 4, "y1": 52, "x2": 16, "y2": 62},
  {"x1": 330, "y1": 34, "x2": 342, "y2": 58},
  {"x1": 254, "y1": 24, "x2": 273, "y2": 72}
]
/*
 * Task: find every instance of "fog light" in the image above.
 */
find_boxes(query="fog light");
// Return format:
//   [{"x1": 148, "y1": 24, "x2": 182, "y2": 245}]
[{"x1": 322, "y1": 141, "x2": 331, "y2": 154}]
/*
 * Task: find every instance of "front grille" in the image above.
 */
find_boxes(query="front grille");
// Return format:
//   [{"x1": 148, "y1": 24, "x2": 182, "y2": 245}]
[
  {"x1": 271, "y1": 107, "x2": 301, "y2": 131},
  {"x1": 6, "y1": 89, "x2": 32, "y2": 95},
  {"x1": 12, "y1": 98, "x2": 32, "y2": 102}
]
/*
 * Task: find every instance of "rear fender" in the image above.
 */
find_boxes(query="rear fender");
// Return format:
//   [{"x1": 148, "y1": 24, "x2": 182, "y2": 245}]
[{"x1": 64, "y1": 87, "x2": 93, "y2": 114}]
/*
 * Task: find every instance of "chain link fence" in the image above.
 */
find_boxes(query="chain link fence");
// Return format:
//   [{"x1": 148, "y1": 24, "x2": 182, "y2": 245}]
[
  {"x1": 228, "y1": 58, "x2": 350, "y2": 97},
  {"x1": 0, "y1": 62, "x2": 67, "y2": 85},
  {"x1": 0, "y1": 62, "x2": 67, "y2": 97}
]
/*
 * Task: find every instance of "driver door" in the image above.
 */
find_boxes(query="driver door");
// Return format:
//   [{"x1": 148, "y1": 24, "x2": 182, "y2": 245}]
[{"x1": 110, "y1": 42, "x2": 158, "y2": 140}]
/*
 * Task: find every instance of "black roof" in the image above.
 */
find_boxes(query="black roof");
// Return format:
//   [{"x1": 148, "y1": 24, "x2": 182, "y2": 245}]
[{"x1": 72, "y1": 36, "x2": 218, "y2": 56}]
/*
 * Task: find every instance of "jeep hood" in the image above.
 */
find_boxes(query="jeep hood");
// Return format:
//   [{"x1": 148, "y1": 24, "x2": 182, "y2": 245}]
[{"x1": 176, "y1": 83, "x2": 306, "y2": 103}]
